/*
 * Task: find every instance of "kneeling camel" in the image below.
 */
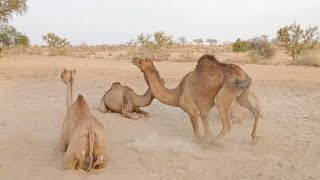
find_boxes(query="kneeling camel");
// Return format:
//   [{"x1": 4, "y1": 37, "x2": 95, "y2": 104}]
[{"x1": 60, "y1": 69, "x2": 108, "y2": 171}]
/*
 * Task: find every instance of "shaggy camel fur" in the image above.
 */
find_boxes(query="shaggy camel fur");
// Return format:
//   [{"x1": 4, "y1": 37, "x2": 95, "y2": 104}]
[
  {"x1": 99, "y1": 77, "x2": 165, "y2": 120},
  {"x1": 60, "y1": 69, "x2": 108, "y2": 171},
  {"x1": 132, "y1": 55, "x2": 263, "y2": 144}
]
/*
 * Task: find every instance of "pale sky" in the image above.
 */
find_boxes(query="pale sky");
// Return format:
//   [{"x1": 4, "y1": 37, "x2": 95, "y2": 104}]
[{"x1": 11, "y1": 0, "x2": 320, "y2": 45}]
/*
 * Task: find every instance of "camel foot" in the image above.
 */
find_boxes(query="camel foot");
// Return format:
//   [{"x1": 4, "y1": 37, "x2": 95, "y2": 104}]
[
  {"x1": 252, "y1": 135, "x2": 262, "y2": 144},
  {"x1": 204, "y1": 132, "x2": 214, "y2": 141},
  {"x1": 207, "y1": 141, "x2": 224, "y2": 150},
  {"x1": 193, "y1": 137, "x2": 201, "y2": 144},
  {"x1": 144, "y1": 113, "x2": 151, "y2": 117}
]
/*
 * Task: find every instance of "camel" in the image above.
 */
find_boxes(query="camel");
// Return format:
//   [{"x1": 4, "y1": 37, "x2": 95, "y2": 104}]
[
  {"x1": 60, "y1": 69, "x2": 108, "y2": 171},
  {"x1": 99, "y1": 76, "x2": 165, "y2": 120},
  {"x1": 132, "y1": 55, "x2": 263, "y2": 144}
]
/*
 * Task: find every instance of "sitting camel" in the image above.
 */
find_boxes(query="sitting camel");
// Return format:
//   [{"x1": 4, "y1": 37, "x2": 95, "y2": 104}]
[
  {"x1": 132, "y1": 55, "x2": 263, "y2": 144},
  {"x1": 99, "y1": 76, "x2": 165, "y2": 120},
  {"x1": 60, "y1": 69, "x2": 108, "y2": 171}
]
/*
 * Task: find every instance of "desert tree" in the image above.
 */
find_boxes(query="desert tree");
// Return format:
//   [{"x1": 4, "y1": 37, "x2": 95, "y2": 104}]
[
  {"x1": 193, "y1": 38, "x2": 204, "y2": 45},
  {"x1": 0, "y1": 0, "x2": 28, "y2": 23},
  {"x1": 177, "y1": 36, "x2": 187, "y2": 45},
  {"x1": 126, "y1": 39, "x2": 136, "y2": 46},
  {"x1": 232, "y1": 38, "x2": 249, "y2": 55},
  {"x1": 206, "y1": 39, "x2": 218, "y2": 45},
  {"x1": 277, "y1": 22, "x2": 319, "y2": 61},
  {"x1": 0, "y1": 24, "x2": 29, "y2": 47},
  {"x1": 42, "y1": 33, "x2": 70, "y2": 47},
  {"x1": 135, "y1": 31, "x2": 173, "y2": 61}
]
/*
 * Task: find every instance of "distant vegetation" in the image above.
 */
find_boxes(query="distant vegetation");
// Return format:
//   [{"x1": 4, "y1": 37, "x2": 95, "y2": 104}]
[
  {"x1": 0, "y1": 24, "x2": 30, "y2": 47},
  {"x1": 277, "y1": 22, "x2": 319, "y2": 61},
  {"x1": 0, "y1": 0, "x2": 28, "y2": 23},
  {"x1": 232, "y1": 38, "x2": 249, "y2": 55},
  {"x1": 42, "y1": 33, "x2": 70, "y2": 48}
]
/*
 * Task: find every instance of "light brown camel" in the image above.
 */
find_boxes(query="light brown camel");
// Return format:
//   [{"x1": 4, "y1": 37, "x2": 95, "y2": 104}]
[
  {"x1": 60, "y1": 69, "x2": 108, "y2": 171},
  {"x1": 99, "y1": 77, "x2": 165, "y2": 120},
  {"x1": 132, "y1": 55, "x2": 263, "y2": 144}
]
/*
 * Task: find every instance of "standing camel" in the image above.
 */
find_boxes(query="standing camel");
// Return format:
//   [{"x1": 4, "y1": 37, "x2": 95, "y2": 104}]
[{"x1": 132, "y1": 55, "x2": 263, "y2": 144}]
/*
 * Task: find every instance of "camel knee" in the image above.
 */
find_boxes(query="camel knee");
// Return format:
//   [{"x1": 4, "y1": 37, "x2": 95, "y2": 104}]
[
  {"x1": 60, "y1": 140, "x2": 68, "y2": 152},
  {"x1": 99, "y1": 98, "x2": 108, "y2": 113}
]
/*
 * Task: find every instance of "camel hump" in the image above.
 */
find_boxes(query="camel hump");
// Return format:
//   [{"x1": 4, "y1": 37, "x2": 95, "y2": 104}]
[
  {"x1": 77, "y1": 95, "x2": 87, "y2": 105},
  {"x1": 78, "y1": 94, "x2": 84, "y2": 100},
  {"x1": 198, "y1": 54, "x2": 219, "y2": 63}
]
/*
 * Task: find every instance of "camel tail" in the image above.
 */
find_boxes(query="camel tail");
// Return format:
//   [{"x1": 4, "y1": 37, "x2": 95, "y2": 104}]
[
  {"x1": 234, "y1": 75, "x2": 252, "y2": 89},
  {"x1": 86, "y1": 123, "x2": 95, "y2": 171}
]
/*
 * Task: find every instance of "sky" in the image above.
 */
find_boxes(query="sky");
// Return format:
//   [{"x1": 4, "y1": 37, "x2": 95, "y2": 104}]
[{"x1": 10, "y1": 0, "x2": 320, "y2": 45}]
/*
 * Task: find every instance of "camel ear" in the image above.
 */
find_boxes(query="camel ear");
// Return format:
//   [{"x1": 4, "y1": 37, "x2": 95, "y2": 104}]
[{"x1": 63, "y1": 68, "x2": 66, "y2": 73}]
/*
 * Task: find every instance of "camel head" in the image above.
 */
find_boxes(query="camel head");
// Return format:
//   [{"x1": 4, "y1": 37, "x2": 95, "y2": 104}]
[
  {"x1": 132, "y1": 57, "x2": 165, "y2": 85},
  {"x1": 61, "y1": 68, "x2": 76, "y2": 85},
  {"x1": 132, "y1": 57, "x2": 154, "y2": 71}
]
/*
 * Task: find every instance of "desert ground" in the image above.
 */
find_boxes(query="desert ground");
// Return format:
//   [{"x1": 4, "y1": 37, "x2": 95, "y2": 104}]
[{"x1": 0, "y1": 55, "x2": 320, "y2": 180}]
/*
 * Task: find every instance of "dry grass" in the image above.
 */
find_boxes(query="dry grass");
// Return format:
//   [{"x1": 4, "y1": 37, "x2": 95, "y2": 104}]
[
  {"x1": 32, "y1": 65, "x2": 62, "y2": 79},
  {"x1": 2, "y1": 44, "x2": 319, "y2": 67},
  {"x1": 293, "y1": 51, "x2": 320, "y2": 67}
]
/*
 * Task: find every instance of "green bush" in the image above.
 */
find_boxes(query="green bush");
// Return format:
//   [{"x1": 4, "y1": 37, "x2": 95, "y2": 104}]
[
  {"x1": 232, "y1": 38, "x2": 249, "y2": 55},
  {"x1": 0, "y1": 24, "x2": 30, "y2": 47}
]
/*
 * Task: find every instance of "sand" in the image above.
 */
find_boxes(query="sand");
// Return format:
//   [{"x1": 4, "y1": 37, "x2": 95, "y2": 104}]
[{"x1": 0, "y1": 55, "x2": 320, "y2": 180}]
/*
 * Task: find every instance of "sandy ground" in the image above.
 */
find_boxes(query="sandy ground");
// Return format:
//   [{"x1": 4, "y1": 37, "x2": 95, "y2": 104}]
[{"x1": 0, "y1": 55, "x2": 320, "y2": 180}]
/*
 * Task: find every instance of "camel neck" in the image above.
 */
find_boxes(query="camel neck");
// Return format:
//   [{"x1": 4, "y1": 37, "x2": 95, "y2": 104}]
[
  {"x1": 143, "y1": 68, "x2": 180, "y2": 107},
  {"x1": 132, "y1": 88, "x2": 154, "y2": 107},
  {"x1": 66, "y1": 82, "x2": 73, "y2": 111}
]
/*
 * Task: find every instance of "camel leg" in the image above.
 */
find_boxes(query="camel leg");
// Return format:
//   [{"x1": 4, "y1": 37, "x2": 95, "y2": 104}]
[
  {"x1": 122, "y1": 97, "x2": 139, "y2": 119},
  {"x1": 211, "y1": 92, "x2": 235, "y2": 144},
  {"x1": 187, "y1": 110, "x2": 201, "y2": 143},
  {"x1": 199, "y1": 111, "x2": 213, "y2": 140},
  {"x1": 60, "y1": 133, "x2": 68, "y2": 152},
  {"x1": 122, "y1": 109, "x2": 139, "y2": 120},
  {"x1": 99, "y1": 98, "x2": 110, "y2": 113},
  {"x1": 75, "y1": 151, "x2": 86, "y2": 170},
  {"x1": 198, "y1": 101, "x2": 215, "y2": 140},
  {"x1": 92, "y1": 155, "x2": 107, "y2": 169},
  {"x1": 64, "y1": 149, "x2": 77, "y2": 170},
  {"x1": 229, "y1": 100, "x2": 244, "y2": 124},
  {"x1": 237, "y1": 89, "x2": 261, "y2": 143},
  {"x1": 134, "y1": 108, "x2": 151, "y2": 117}
]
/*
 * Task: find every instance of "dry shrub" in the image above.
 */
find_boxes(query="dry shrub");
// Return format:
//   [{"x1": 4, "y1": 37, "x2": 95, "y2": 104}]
[
  {"x1": 32, "y1": 66, "x2": 62, "y2": 78},
  {"x1": 48, "y1": 47, "x2": 69, "y2": 56},
  {"x1": 26, "y1": 46, "x2": 44, "y2": 55},
  {"x1": 154, "y1": 50, "x2": 171, "y2": 61},
  {"x1": 294, "y1": 52, "x2": 320, "y2": 67},
  {"x1": 249, "y1": 36, "x2": 276, "y2": 59},
  {"x1": 247, "y1": 50, "x2": 271, "y2": 64},
  {"x1": 176, "y1": 50, "x2": 197, "y2": 62}
]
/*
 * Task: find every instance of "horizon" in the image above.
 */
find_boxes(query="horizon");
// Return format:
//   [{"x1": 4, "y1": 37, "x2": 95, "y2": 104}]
[{"x1": 10, "y1": 0, "x2": 320, "y2": 45}]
